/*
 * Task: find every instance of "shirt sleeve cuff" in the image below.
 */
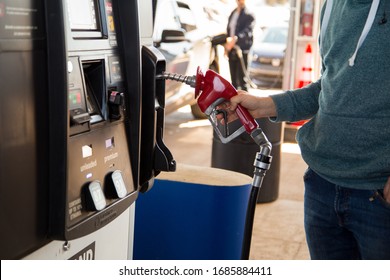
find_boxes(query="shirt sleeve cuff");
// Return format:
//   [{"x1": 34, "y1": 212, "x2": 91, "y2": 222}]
[{"x1": 269, "y1": 92, "x2": 294, "y2": 122}]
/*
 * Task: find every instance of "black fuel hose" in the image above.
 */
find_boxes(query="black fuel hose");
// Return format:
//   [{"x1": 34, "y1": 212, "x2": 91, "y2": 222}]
[
  {"x1": 241, "y1": 184, "x2": 261, "y2": 260},
  {"x1": 241, "y1": 132, "x2": 272, "y2": 260}
]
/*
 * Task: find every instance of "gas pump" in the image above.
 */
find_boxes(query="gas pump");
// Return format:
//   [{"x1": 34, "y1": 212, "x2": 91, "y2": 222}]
[
  {"x1": 282, "y1": 0, "x2": 322, "y2": 91},
  {"x1": 0, "y1": 0, "x2": 173, "y2": 260}
]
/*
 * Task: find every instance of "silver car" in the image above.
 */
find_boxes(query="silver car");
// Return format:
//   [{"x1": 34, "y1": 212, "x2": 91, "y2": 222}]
[{"x1": 248, "y1": 25, "x2": 288, "y2": 89}]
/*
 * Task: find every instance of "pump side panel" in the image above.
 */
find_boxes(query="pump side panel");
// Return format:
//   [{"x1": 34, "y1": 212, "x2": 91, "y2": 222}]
[
  {"x1": 0, "y1": 1, "x2": 49, "y2": 259},
  {"x1": 23, "y1": 206, "x2": 134, "y2": 260}
]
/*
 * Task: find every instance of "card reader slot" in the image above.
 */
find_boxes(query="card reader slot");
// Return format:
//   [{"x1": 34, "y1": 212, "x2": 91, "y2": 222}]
[{"x1": 83, "y1": 60, "x2": 106, "y2": 123}]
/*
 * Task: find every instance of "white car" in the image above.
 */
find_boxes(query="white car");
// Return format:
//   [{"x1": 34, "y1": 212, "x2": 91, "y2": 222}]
[
  {"x1": 248, "y1": 25, "x2": 288, "y2": 89},
  {"x1": 153, "y1": 0, "x2": 226, "y2": 117}
]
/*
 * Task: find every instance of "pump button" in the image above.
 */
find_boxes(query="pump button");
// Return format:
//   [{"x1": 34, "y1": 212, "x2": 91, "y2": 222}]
[
  {"x1": 67, "y1": 60, "x2": 74, "y2": 73},
  {"x1": 111, "y1": 170, "x2": 127, "y2": 198},
  {"x1": 88, "y1": 181, "x2": 106, "y2": 211}
]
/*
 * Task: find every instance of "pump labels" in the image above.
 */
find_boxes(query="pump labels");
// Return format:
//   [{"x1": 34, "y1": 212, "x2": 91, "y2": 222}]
[
  {"x1": 69, "y1": 242, "x2": 95, "y2": 260},
  {"x1": 69, "y1": 198, "x2": 82, "y2": 220},
  {"x1": 104, "y1": 152, "x2": 118, "y2": 164},
  {"x1": 80, "y1": 160, "x2": 97, "y2": 172},
  {"x1": 95, "y1": 208, "x2": 117, "y2": 228},
  {"x1": 0, "y1": 0, "x2": 44, "y2": 39}
]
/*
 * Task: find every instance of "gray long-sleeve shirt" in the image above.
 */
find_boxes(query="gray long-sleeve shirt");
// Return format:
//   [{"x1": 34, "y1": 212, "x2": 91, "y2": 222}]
[{"x1": 271, "y1": 0, "x2": 390, "y2": 190}]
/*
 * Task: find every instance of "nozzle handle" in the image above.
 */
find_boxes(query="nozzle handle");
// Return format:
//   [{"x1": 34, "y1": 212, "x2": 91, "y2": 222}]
[{"x1": 236, "y1": 105, "x2": 258, "y2": 133}]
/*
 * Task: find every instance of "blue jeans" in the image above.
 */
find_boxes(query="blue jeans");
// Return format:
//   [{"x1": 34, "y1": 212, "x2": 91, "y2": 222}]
[{"x1": 304, "y1": 168, "x2": 390, "y2": 260}]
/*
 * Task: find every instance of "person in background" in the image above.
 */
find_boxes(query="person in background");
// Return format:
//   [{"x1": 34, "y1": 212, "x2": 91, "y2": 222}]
[
  {"x1": 225, "y1": 0, "x2": 255, "y2": 91},
  {"x1": 222, "y1": 0, "x2": 390, "y2": 260}
]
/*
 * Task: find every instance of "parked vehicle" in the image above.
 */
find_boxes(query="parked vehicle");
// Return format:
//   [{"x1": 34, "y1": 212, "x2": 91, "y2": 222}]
[
  {"x1": 153, "y1": 0, "x2": 226, "y2": 117},
  {"x1": 247, "y1": 25, "x2": 288, "y2": 89}
]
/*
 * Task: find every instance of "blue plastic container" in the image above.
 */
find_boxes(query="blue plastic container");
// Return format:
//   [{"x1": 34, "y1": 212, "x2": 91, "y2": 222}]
[{"x1": 133, "y1": 164, "x2": 252, "y2": 260}]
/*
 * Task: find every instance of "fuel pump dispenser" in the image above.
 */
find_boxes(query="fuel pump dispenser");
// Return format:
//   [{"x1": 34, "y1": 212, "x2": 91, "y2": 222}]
[{"x1": 0, "y1": 0, "x2": 173, "y2": 260}]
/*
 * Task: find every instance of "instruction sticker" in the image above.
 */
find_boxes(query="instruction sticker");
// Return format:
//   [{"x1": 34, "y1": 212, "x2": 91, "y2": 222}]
[{"x1": 0, "y1": 0, "x2": 44, "y2": 39}]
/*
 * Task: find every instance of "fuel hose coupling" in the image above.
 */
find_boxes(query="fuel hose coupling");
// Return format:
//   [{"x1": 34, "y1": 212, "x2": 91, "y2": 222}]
[
  {"x1": 157, "y1": 72, "x2": 197, "y2": 88},
  {"x1": 254, "y1": 152, "x2": 272, "y2": 172},
  {"x1": 252, "y1": 151, "x2": 272, "y2": 188},
  {"x1": 250, "y1": 128, "x2": 272, "y2": 188}
]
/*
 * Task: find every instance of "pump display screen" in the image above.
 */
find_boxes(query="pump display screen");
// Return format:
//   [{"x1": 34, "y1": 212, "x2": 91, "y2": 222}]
[{"x1": 67, "y1": 0, "x2": 98, "y2": 31}]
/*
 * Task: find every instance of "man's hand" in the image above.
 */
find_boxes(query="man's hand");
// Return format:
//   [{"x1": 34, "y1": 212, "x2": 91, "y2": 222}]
[
  {"x1": 224, "y1": 36, "x2": 237, "y2": 53},
  {"x1": 216, "y1": 91, "x2": 277, "y2": 125}
]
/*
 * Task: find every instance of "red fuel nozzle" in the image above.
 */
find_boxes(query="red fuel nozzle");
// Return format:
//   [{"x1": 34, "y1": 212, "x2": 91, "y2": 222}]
[
  {"x1": 194, "y1": 67, "x2": 258, "y2": 134},
  {"x1": 158, "y1": 66, "x2": 259, "y2": 138}
]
